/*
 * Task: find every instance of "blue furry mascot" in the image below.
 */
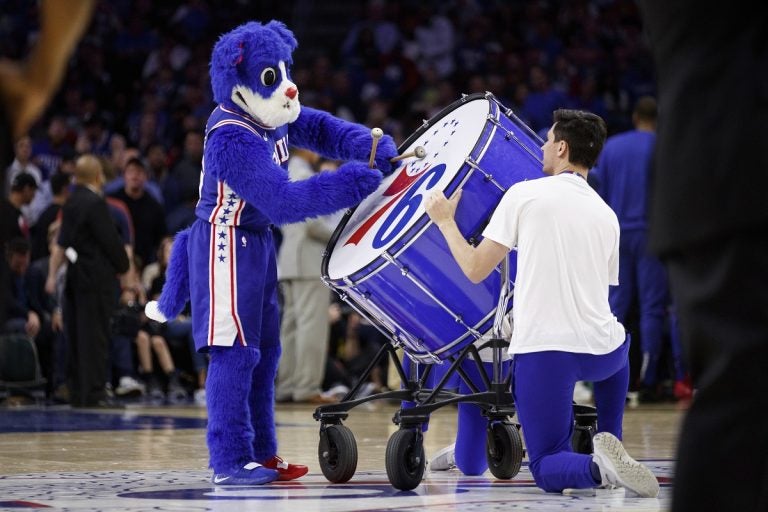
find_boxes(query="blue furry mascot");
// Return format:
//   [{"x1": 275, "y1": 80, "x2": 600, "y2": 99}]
[{"x1": 145, "y1": 20, "x2": 397, "y2": 485}]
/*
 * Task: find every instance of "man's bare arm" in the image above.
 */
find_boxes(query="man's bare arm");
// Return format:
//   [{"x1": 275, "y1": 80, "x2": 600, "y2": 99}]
[{"x1": 425, "y1": 189, "x2": 509, "y2": 283}]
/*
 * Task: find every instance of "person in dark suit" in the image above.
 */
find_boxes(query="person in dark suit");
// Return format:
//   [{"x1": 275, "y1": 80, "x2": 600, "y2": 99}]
[
  {"x1": 637, "y1": 3, "x2": 768, "y2": 511},
  {"x1": 45, "y1": 154, "x2": 129, "y2": 408}
]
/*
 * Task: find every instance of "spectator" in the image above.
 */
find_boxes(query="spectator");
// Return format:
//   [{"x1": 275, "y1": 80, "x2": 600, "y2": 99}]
[
  {"x1": 322, "y1": 301, "x2": 389, "y2": 400},
  {"x1": 135, "y1": 318, "x2": 187, "y2": 405},
  {"x1": 146, "y1": 236, "x2": 207, "y2": 405},
  {"x1": 108, "y1": 271, "x2": 147, "y2": 402},
  {"x1": 5, "y1": 236, "x2": 60, "y2": 397},
  {"x1": 5, "y1": 135, "x2": 42, "y2": 195},
  {"x1": 165, "y1": 129, "x2": 203, "y2": 214},
  {"x1": 412, "y1": 7, "x2": 455, "y2": 78},
  {"x1": 0, "y1": 172, "x2": 38, "y2": 242},
  {"x1": 31, "y1": 172, "x2": 71, "y2": 261},
  {"x1": 103, "y1": 147, "x2": 165, "y2": 205},
  {"x1": 75, "y1": 112, "x2": 113, "y2": 157},
  {"x1": 146, "y1": 142, "x2": 170, "y2": 186},
  {"x1": 2, "y1": 238, "x2": 41, "y2": 340},
  {"x1": 340, "y1": 311, "x2": 389, "y2": 395},
  {"x1": 35, "y1": 221, "x2": 69, "y2": 402},
  {"x1": 31, "y1": 116, "x2": 76, "y2": 181},
  {"x1": 108, "y1": 133, "x2": 128, "y2": 174},
  {"x1": 108, "y1": 157, "x2": 166, "y2": 266},
  {"x1": 276, "y1": 150, "x2": 337, "y2": 404},
  {"x1": 521, "y1": 65, "x2": 573, "y2": 133}
]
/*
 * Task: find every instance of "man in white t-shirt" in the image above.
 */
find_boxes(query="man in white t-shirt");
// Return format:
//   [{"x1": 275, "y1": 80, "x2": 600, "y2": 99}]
[{"x1": 425, "y1": 109, "x2": 658, "y2": 497}]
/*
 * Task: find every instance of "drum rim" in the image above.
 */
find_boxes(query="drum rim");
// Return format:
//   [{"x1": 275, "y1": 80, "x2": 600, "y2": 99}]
[{"x1": 321, "y1": 92, "x2": 497, "y2": 284}]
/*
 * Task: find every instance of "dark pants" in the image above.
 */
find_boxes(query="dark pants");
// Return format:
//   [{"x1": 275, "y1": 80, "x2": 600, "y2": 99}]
[
  {"x1": 610, "y1": 230, "x2": 671, "y2": 387},
  {"x1": 64, "y1": 286, "x2": 116, "y2": 406},
  {"x1": 665, "y1": 228, "x2": 768, "y2": 512}
]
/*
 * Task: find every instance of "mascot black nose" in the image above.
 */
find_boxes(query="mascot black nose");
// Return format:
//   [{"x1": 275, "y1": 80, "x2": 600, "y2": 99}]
[{"x1": 285, "y1": 87, "x2": 297, "y2": 99}]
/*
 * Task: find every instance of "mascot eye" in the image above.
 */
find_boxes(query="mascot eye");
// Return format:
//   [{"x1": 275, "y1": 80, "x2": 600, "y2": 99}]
[{"x1": 260, "y1": 67, "x2": 278, "y2": 86}]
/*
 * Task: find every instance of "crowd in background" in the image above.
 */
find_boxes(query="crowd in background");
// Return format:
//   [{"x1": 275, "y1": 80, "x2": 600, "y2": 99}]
[
  {"x1": 2, "y1": 0, "x2": 682, "y2": 407},
  {"x1": 1, "y1": 0, "x2": 654, "y2": 166}
]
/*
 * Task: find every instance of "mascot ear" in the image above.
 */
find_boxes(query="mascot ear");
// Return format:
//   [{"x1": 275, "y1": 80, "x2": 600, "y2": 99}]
[
  {"x1": 214, "y1": 35, "x2": 246, "y2": 68},
  {"x1": 210, "y1": 27, "x2": 249, "y2": 104},
  {"x1": 265, "y1": 20, "x2": 298, "y2": 52}
]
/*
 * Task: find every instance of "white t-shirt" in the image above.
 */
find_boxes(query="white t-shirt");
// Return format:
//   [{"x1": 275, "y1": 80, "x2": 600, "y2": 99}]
[{"x1": 482, "y1": 173, "x2": 625, "y2": 356}]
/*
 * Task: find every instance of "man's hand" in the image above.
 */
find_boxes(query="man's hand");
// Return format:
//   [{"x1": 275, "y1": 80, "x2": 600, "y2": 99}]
[
  {"x1": 424, "y1": 188, "x2": 508, "y2": 283},
  {"x1": 26, "y1": 311, "x2": 41, "y2": 338},
  {"x1": 44, "y1": 274, "x2": 56, "y2": 295},
  {"x1": 425, "y1": 189, "x2": 462, "y2": 228},
  {"x1": 51, "y1": 309, "x2": 63, "y2": 332}
]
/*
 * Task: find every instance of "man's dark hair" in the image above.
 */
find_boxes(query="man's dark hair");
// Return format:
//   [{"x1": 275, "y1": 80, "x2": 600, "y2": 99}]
[
  {"x1": 50, "y1": 171, "x2": 72, "y2": 196},
  {"x1": 633, "y1": 96, "x2": 658, "y2": 123},
  {"x1": 11, "y1": 172, "x2": 38, "y2": 192},
  {"x1": 124, "y1": 157, "x2": 147, "y2": 172},
  {"x1": 552, "y1": 109, "x2": 608, "y2": 169}
]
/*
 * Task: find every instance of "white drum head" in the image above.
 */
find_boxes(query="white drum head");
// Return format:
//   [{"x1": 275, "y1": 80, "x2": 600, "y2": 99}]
[{"x1": 327, "y1": 98, "x2": 492, "y2": 280}]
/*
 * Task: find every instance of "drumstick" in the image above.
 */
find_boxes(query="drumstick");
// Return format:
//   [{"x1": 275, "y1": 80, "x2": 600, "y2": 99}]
[
  {"x1": 369, "y1": 127, "x2": 383, "y2": 168},
  {"x1": 390, "y1": 146, "x2": 427, "y2": 163}
]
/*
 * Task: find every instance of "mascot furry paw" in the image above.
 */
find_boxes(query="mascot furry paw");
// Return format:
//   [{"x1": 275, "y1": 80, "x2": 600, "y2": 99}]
[{"x1": 145, "y1": 20, "x2": 397, "y2": 485}]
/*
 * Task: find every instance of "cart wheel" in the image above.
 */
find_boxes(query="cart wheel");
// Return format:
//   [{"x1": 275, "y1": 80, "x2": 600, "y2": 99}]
[
  {"x1": 571, "y1": 424, "x2": 596, "y2": 454},
  {"x1": 318, "y1": 424, "x2": 358, "y2": 483},
  {"x1": 385, "y1": 428, "x2": 426, "y2": 491},
  {"x1": 486, "y1": 421, "x2": 523, "y2": 479}
]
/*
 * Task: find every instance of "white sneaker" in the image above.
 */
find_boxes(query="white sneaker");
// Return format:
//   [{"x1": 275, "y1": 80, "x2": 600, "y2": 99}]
[
  {"x1": 429, "y1": 443, "x2": 456, "y2": 471},
  {"x1": 354, "y1": 382, "x2": 377, "y2": 399},
  {"x1": 193, "y1": 388, "x2": 206, "y2": 406},
  {"x1": 324, "y1": 384, "x2": 350, "y2": 401},
  {"x1": 573, "y1": 381, "x2": 593, "y2": 403},
  {"x1": 115, "y1": 376, "x2": 145, "y2": 397},
  {"x1": 592, "y1": 432, "x2": 659, "y2": 497}
]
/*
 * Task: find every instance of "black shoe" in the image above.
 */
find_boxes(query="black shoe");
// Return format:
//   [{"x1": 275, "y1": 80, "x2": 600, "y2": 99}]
[
  {"x1": 48, "y1": 394, "x2": 70, "y2": 406},
  {"x1": 166, "y1": 372, "x2": 188, "y2": 405},
  {"x1": 77, "y1": 396, "x2": 125, "y2": 409},
  {"x1": 77, "y1": 397, "x2": 125, "y2": 409},
  {"x1": 638, "y1": 386, "x2": 663, "y2": 403}
]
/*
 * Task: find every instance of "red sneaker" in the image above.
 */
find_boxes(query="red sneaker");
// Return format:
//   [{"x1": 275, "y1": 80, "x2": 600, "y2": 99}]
[
  {"x1": 261, "y1": 455, "x2": 308, "y2": 481},
  {"x1": 673, "y1": 376, "x2": 693, "y2": 401}
]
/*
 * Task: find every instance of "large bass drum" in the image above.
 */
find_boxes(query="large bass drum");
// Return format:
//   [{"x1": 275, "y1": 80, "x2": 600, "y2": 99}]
[{"x1": 322, "y1": 93, "x2": 544, "y2": 363}]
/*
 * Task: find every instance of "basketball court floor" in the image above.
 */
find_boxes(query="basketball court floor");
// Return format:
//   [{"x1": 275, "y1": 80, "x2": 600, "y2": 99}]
[{"x1": 0, "y1": 399, "x2": 681, "y2": 511}]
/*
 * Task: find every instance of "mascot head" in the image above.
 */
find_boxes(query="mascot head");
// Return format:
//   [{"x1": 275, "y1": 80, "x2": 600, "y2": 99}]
[{"x1": 210, "y1": 20, "x2": 301, "y2": 127}]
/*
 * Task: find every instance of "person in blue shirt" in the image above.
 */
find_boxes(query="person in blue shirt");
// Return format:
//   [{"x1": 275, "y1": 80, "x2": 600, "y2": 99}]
[{"x1": 591, "y1": 96, "x2": 686, "y2": 401}]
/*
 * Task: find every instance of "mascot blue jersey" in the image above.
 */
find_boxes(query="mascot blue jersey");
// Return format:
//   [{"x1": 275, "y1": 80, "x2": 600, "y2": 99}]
[
  {"x1": 188, "y1": 104, "x2": 286, "y2": 351},
  {"x1": 196, "y1": 105, "x2": 290, "y2": 230}
]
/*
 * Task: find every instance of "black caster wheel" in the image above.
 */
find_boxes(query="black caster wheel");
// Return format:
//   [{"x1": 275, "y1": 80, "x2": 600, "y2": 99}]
[
  {"x1": 385, "y1": 428, "x2": 426, "y2": 491},
  {"x1": 486, "y1": 421, "x2": 524, "y2": 479},
  {"x1": 318, "y1": 424, "x2": 358, "y2": 483},
  {"x1": 571, "y1": 424, "x2": 596, "y2": 454}
]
